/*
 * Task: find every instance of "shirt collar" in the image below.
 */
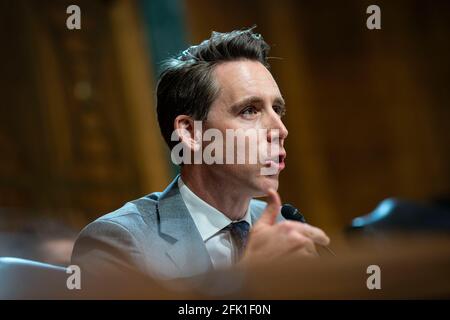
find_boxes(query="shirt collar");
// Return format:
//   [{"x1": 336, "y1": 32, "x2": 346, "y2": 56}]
[{"x1": 178, "y1": 177, "x2": 252, "y2": 242}]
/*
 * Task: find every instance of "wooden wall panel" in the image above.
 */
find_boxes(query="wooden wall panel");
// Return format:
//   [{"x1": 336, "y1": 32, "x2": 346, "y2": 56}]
[{"x1": 0, "y1": 0, "x2": 170, "y2": 228}]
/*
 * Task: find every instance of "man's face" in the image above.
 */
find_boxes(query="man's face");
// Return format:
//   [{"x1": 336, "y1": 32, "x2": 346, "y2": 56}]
[{"x1": 202, "y1": 59, "x2": 288, "y2": 197}]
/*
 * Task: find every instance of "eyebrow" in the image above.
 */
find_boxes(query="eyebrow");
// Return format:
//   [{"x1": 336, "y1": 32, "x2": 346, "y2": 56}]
[{"x1": 230, "y1": 95, "x2": 286, "y2": 113}]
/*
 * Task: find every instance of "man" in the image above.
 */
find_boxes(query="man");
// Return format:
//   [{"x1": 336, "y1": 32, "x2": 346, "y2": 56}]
[{"x1": 71, "y1": 28, "x2": 330, "y2": 281}]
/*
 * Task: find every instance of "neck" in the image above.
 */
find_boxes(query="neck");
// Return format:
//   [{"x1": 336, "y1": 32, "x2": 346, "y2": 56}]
[{"x1": 180, "y1": 166, "x2": 251, "y2": 221}]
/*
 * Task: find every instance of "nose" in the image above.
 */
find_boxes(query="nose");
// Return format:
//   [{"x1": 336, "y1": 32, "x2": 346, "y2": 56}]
[{"x1": 267, "y1": 112, "x2": 288, "y2": 144}]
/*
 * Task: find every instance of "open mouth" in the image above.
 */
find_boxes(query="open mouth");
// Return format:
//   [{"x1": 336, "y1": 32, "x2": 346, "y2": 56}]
[
  {"x1": 278, "y1": 154, "x2": 286, "y2": 171},
  {"x1": 264, "y1": 153, "x2": 286, "y2": 172}
]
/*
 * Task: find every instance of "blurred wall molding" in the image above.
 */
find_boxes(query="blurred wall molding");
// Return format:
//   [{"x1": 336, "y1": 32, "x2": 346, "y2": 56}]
[{"x1": 0, "y1": 0, "x2": 170, "y2": 227}]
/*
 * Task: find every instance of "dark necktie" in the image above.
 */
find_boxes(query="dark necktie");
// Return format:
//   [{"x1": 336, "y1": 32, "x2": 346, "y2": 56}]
[{"x1": 227, "y1": 221, "x2": 250, "y2": 261}]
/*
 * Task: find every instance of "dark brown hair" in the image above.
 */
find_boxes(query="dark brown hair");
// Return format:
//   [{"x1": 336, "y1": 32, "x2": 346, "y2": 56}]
[{"x1": 156, "y1": 27, "x2": 270, "y2": 149}]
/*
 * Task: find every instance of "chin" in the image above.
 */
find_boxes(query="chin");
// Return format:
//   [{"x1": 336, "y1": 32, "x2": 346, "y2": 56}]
[{"x1": 251, "y1": 174, "x2": 279, "y2": 198}]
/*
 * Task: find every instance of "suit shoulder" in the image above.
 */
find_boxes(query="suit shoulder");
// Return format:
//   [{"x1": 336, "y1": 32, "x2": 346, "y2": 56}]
[
  {"x1": 72, "y1": 195, "x2": 160, "y2": 268},
  {"x1": 81, "y1": 193, "x2": 159, "y2": 238}
]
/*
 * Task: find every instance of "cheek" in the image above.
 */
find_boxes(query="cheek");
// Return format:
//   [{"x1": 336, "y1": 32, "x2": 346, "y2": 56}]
[
  {"x1": 204, "y1": 118, "x2": 270, "y2": 165},
  {"x1": 257, "y1": 131, "x2": 268, "y2": 159}
]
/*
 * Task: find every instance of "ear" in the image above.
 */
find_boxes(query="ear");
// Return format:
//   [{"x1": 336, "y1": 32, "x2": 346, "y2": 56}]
[{"x1": 173, "y1": 115, "x2": 202, "y2": 152}]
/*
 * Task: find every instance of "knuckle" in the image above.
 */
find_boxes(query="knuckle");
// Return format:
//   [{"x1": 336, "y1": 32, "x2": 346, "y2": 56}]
[
  {"x1": 279, "y1": 221, "x2": 294, "y2": 231},
  {"x1": 287, "y1": 230, "x2": 301, "y2": 242},
  {"x1": 293, "y1": 233, "x2": 308, "y2": 246}
]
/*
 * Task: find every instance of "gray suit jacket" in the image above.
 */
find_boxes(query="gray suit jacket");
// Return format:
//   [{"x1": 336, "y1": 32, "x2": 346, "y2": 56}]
[{"x1": 71, "y1": 176, "x2": 273, "y2": 280}]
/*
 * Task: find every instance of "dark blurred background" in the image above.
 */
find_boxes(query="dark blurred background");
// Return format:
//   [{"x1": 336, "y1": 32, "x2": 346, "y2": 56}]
[{"x1": 0, "y1": 0, "x2": 449, "y2": 265}]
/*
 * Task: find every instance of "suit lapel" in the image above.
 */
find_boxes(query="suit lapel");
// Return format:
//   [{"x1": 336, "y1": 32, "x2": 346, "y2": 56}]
[{"x1": 157, "y1": 176, "x2": 213, "y2": 277}]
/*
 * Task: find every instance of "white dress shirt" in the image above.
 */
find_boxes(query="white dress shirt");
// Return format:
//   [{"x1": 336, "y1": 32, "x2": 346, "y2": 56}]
[{"x1": 178, "y1": 178, "x2": 252, "y2": 269}]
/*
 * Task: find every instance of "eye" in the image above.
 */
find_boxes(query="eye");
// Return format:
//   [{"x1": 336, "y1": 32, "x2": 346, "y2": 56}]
[
  {"x1": 240, "y1": 106, "x2": 259, "y2": 118},
  {"x1": 273, "y1": 105, "x2": 286, "y2": 117}
]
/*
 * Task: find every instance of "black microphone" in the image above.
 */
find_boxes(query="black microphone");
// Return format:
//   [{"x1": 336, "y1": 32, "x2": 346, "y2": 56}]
[
  {"x1": 281, "y1": 204, "x2": 307, "y2": 223},
  {"x1": 281, "y1": 204, "x2": 336, "y2": 256}
]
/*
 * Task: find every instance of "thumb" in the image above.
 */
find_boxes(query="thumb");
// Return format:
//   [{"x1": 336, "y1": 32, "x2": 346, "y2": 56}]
[{"x1": 256, "y1": 188, "x2": 281, "y2": 226}]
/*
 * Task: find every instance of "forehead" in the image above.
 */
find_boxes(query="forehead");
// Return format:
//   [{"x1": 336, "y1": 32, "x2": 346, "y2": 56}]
[{"x1": 211, "y1": 60, "x2": 282, "y2": 106}]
